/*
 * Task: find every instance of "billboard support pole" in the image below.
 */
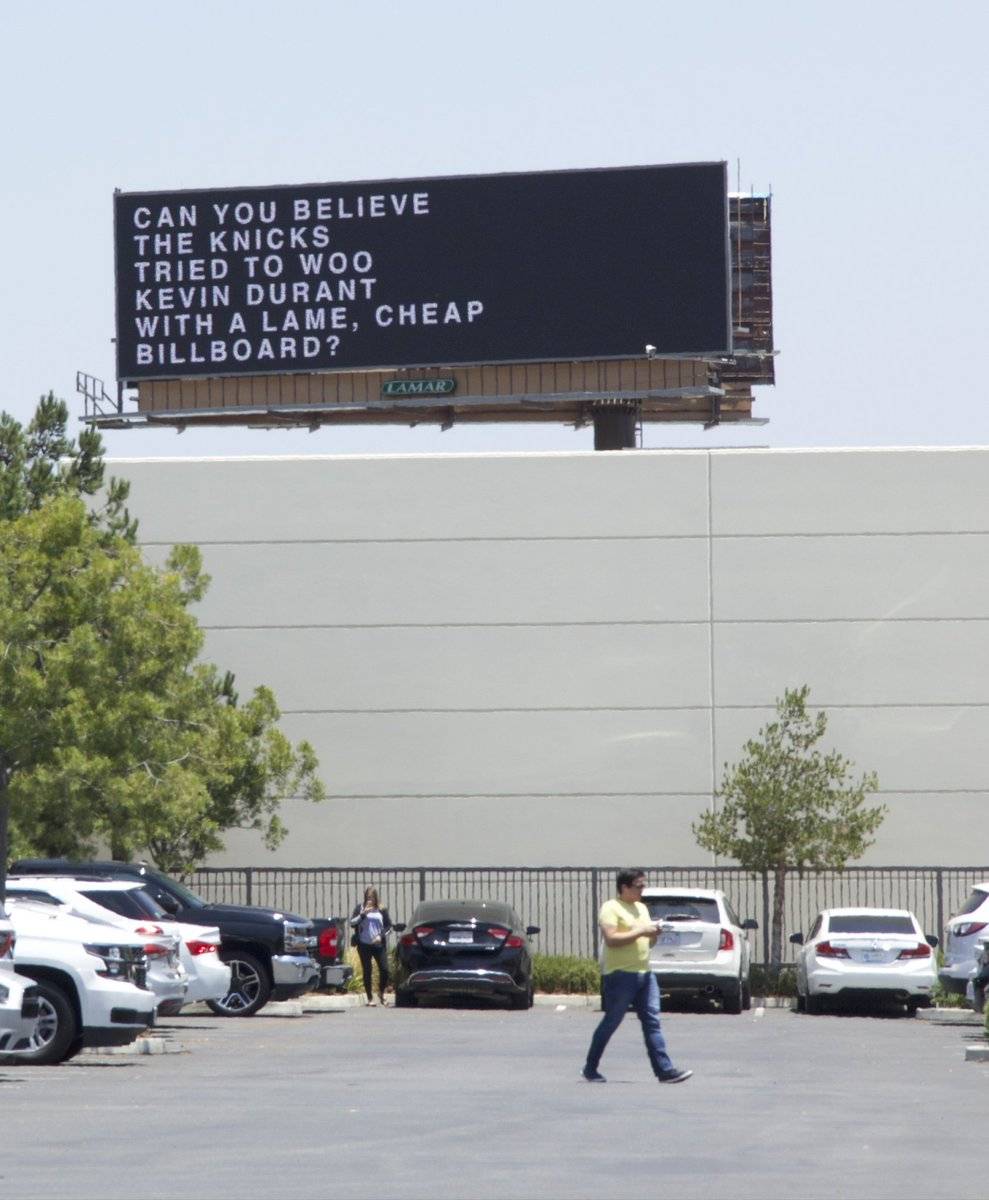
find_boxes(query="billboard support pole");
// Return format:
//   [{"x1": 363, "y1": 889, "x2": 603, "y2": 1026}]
[{"x1": 593, "y1": 402, "x2": 640, "y2": 451}]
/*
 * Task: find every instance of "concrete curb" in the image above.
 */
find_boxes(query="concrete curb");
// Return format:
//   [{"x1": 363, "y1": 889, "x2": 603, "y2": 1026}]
[
  {"x1": 83, "y1": 1035, "x2": 186, "y2": 1057},
  {"x1": 533, "y1": 994, "x2": 795, "y2": 1010},
  {"x1": 258, "y1": 1001, "x2": 305, "y2": 1017},
  {"x1": 535, "y1": 994, "x2": 597, "y2": 1008},
  {"x1": 964, "y1": 1044, "x2": 989, "y2": 1062},
  {"x1": 302, "y1": 993, "x2": 361, "y2": 1012},
  {"x1": 917, "y1": 1008, "x2": 983, "y2": 1026}
]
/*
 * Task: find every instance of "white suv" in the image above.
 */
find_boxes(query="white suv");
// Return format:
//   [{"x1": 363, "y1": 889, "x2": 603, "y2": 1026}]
[
  {"x1": 6, "y1": 900, "x2": 156, "y2": 1064},
  {"x1": 0, "y1": 904, "x2": 40, "y2": 1054},
  {"x1": 940, "y1": 882, "x2": 989, "y2": 998},
  {"x1": 640, "y1": 886, "x2": 758, "y2": 1013}
]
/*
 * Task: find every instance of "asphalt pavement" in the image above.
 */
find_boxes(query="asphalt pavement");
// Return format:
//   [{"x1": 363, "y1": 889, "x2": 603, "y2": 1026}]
[{"x1": 1, "y1": 1002, "x2": 983, "y2": 1199}]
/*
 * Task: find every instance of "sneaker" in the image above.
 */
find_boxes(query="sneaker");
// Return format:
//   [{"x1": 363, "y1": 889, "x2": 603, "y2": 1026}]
[
  {"x1": 657, "y1": 1068, "x2": 693, "y2": 1084},
  {"x1": 581, "y1": 1066, "x2": 606, "y2": 1083}
]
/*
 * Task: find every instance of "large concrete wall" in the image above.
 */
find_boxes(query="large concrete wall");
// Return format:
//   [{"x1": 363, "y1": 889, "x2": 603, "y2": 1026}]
[{"x1": 113, "y1": 447, "x2": 989, "y2": 867}]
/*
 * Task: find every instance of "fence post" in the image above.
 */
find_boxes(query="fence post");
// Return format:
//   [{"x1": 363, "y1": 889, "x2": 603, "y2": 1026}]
[
  {"x1": 590, "y1": 868, "x2": 600, "y2": 959},
  {"x1": 418, "y1": 868, "x2": 426, "y2": 903},
  {"x1": 761, "y1": 870, "x2": 771, "y2": 965},
  {"x1": 935, "y1": 868, "x2": 945, "y2": 943},
  {"x1": 245, "y1": 867, "x2": 253, "y2": 907}
]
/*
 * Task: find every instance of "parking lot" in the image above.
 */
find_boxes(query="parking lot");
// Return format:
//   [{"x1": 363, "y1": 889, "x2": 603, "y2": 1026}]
[{"x1": 2, "y1": 1003, "x2": 983, "y2": 1200}]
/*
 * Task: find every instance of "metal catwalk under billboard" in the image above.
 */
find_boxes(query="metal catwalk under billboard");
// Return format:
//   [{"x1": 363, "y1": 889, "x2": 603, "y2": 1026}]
[{"x1": 113, "y1": 162, "x2": 731, "y2": 383}]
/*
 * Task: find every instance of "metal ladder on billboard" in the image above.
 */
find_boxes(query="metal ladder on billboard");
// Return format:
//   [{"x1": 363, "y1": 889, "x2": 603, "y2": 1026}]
[{"x1": 76, "y1": 371, "x2": 122, "y2": 421}]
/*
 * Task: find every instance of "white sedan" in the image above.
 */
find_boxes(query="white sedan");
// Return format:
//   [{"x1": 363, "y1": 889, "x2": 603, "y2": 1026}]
[{"x1": 790, "y1": 907, "x2": 937, "y2": 1014}]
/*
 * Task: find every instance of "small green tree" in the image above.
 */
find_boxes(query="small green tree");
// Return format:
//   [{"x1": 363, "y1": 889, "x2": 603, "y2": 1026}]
[{"x1": 693, "y1": 686, "x2": 885, "y2": 967}]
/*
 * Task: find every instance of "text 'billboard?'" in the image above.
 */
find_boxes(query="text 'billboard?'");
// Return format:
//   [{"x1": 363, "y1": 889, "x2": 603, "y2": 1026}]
[{"x1": 114, "y1": 163, "x2": 730, "y2": 382}]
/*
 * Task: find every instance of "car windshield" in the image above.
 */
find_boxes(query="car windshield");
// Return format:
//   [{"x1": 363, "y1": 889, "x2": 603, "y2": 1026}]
[
  {"x1": 827, "y1": 915, "x2": 916, "y2": 935},
  {"x1": 149, "y1": 870, "x2": 205, "y2": 909},
  {"x1": 956, "y1": 889, "x2": 989, "y2": 917},
  {"x1": 81, "y1": 888, "x2": 169, "y2": 921},
  {"x1": 644, "y1": 897, "x2": 720, "y2": 923}
]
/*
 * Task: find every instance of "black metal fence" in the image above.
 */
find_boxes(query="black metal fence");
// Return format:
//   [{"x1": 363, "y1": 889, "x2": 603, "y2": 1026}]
[{"x1": 186, "y1": 865, "x2": 989, "y2": 963}]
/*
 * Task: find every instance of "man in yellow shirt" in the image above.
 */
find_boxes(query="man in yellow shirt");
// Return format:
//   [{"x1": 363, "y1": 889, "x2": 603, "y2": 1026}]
[{"x1": 582, "y1": 868, "x2": 692, "y2": 1084}]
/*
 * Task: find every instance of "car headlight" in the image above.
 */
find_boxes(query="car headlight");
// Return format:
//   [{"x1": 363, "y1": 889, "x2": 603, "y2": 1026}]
[
  {"x1": 0, "y1": 983, "x2": 9, "y2": 1004},
  {"x1": 84, "y1": 943, "x2": 146, "y2": 982},
  {"x1": 283, "y1": 921, "x2": 316, "y2": 954}
]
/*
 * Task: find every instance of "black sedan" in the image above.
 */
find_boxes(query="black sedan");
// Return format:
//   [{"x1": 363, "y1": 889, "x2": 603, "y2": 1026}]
[{"x1": 393, "y1": 899, "x2": 539, "y2": 1009}]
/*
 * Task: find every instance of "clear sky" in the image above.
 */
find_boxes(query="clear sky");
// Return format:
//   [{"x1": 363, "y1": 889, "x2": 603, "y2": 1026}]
[{"x1": 3, "y1": 1, "x2": 986, "y2": 458}]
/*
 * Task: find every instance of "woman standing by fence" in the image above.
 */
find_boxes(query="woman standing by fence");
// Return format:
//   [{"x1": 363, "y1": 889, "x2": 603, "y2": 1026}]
[{"x1": 350, "y1": 886, "x2": 393, "y2": 1006}]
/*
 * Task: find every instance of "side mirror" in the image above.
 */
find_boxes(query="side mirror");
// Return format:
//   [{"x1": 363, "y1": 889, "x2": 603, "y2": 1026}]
[
  {"x1": 526, "y1": 925, "x2": 540, "y2": 936},
  {"x1": 925, "y1": 934, "x2": 939, "y2": 948},
  {"x1": 742, "y1": 918, "x2": 759, "y2": 931},
  {"x1": 789, "y1": 932, "x2": 804, "y2": 945},
  {"x1": 157, "y1": 892, "x2": 180, "y2": 915},
  {"x1": 392, "y1": 923, "x2": 406, "y2": 933}
]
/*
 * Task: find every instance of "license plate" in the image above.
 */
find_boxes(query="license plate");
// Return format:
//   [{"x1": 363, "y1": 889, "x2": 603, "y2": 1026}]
[
  {"x1": 659, "y1": 932, "x2": 679, "y2": 946},
  {"x1": 862, "y1": 950, "x2": 885, "y2": 962},
  {"x1": 448, "y1": 931, "x2": 473, "y2": 944}
]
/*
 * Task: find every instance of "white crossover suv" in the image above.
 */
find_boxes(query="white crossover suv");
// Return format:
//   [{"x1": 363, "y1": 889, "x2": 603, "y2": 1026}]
[
  {"x1": 939, "y1": 882, "x2": 989, "y2": 998},
  {"x1": 640, "y1": 886, "x2": 758, "y2": 1013},
  {"x1": 791, "y1": 907, "x2": 937, "y2": 1014},
  {"x1": 0, "y1": 904, "x2": 40, "y2": 1054}
]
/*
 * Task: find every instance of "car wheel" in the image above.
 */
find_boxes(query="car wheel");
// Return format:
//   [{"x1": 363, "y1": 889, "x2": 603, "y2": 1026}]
[
  {"x1": 741, "y1": 979, "x2": 752, "y2": 1011},
  {"x1": 10, "y1": 982, "x2": 78, "y2": 1065},
  {"x1": 394, "y1": 989, "x2": 416, "y2": 1008},
  {"x1": 509, "y1": 983, "x2": 534, "y2": 1011},
  {"x1": 722, "y1": 980, "x2": 743, "y2": 1014},
  {"x1": 795, "y1": 989, "x2": 806, "y2": 1013},
  {"x1": 206, "y1": 951, "x2": 271, "y2": 1017},
  {"x1": 805, "y1": 992, "x2": 824, "y2": 1015}
]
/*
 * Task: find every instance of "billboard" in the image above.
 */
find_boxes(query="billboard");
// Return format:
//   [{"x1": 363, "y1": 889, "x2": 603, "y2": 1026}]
[{"x1": 114, "y1": 162, "x2": 731, "y2": 383}]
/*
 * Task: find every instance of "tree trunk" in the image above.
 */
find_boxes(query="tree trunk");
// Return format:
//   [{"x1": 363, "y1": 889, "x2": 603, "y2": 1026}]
[
  {"x1": 0, "y1": 752, "x2": 11, "y2": 904},
  {"x1": 770, "y1": 863, "x2": 787, "y2": 969}
]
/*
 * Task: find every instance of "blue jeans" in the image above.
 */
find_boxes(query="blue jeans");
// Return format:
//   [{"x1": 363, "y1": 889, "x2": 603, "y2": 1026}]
[{"x1": 585, "y1": 971, "x2": 674, "y2": 1077}]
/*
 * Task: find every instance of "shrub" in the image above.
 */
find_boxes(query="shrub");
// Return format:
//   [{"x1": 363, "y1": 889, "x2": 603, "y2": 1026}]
[
  {"x1": 748, "y1": 964, "x2": 797, "y2": 997},
  {"x1": 344, "y1": 944, "x2": 400, "y2": 995},
  {"x1": 531, "y1": 954, "x2": 600, "y2": 994},
  {"x1": 930, "y1": 980, "x2": 968, "y2": 1009}
]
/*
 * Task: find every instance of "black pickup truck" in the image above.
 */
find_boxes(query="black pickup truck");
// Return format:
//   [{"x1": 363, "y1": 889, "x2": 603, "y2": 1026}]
[{"x1": 11, "y1": 859, "x2": 320, "y2": 1017}]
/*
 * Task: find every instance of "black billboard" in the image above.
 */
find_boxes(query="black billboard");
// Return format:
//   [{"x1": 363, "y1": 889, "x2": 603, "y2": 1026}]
[{"x1": 114, "y1": 162, "x2": 730, "y2": 383}]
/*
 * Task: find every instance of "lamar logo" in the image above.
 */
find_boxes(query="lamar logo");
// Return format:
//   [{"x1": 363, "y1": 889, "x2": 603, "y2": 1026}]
[{"x1": 382, "y1": 378, "x2": 456, "y2": 397}]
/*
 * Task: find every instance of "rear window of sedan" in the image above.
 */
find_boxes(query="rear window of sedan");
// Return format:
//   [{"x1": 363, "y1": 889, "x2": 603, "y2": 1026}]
[
  {"x1": 411, "y1": 900, "x2": 518, "y2": 927},
  {"x1": 644, "y1": 896, "x2": 721, "y2": 924},
  {"x1": 827, "y1": 915, "x2": 916, "y2": 935}
]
